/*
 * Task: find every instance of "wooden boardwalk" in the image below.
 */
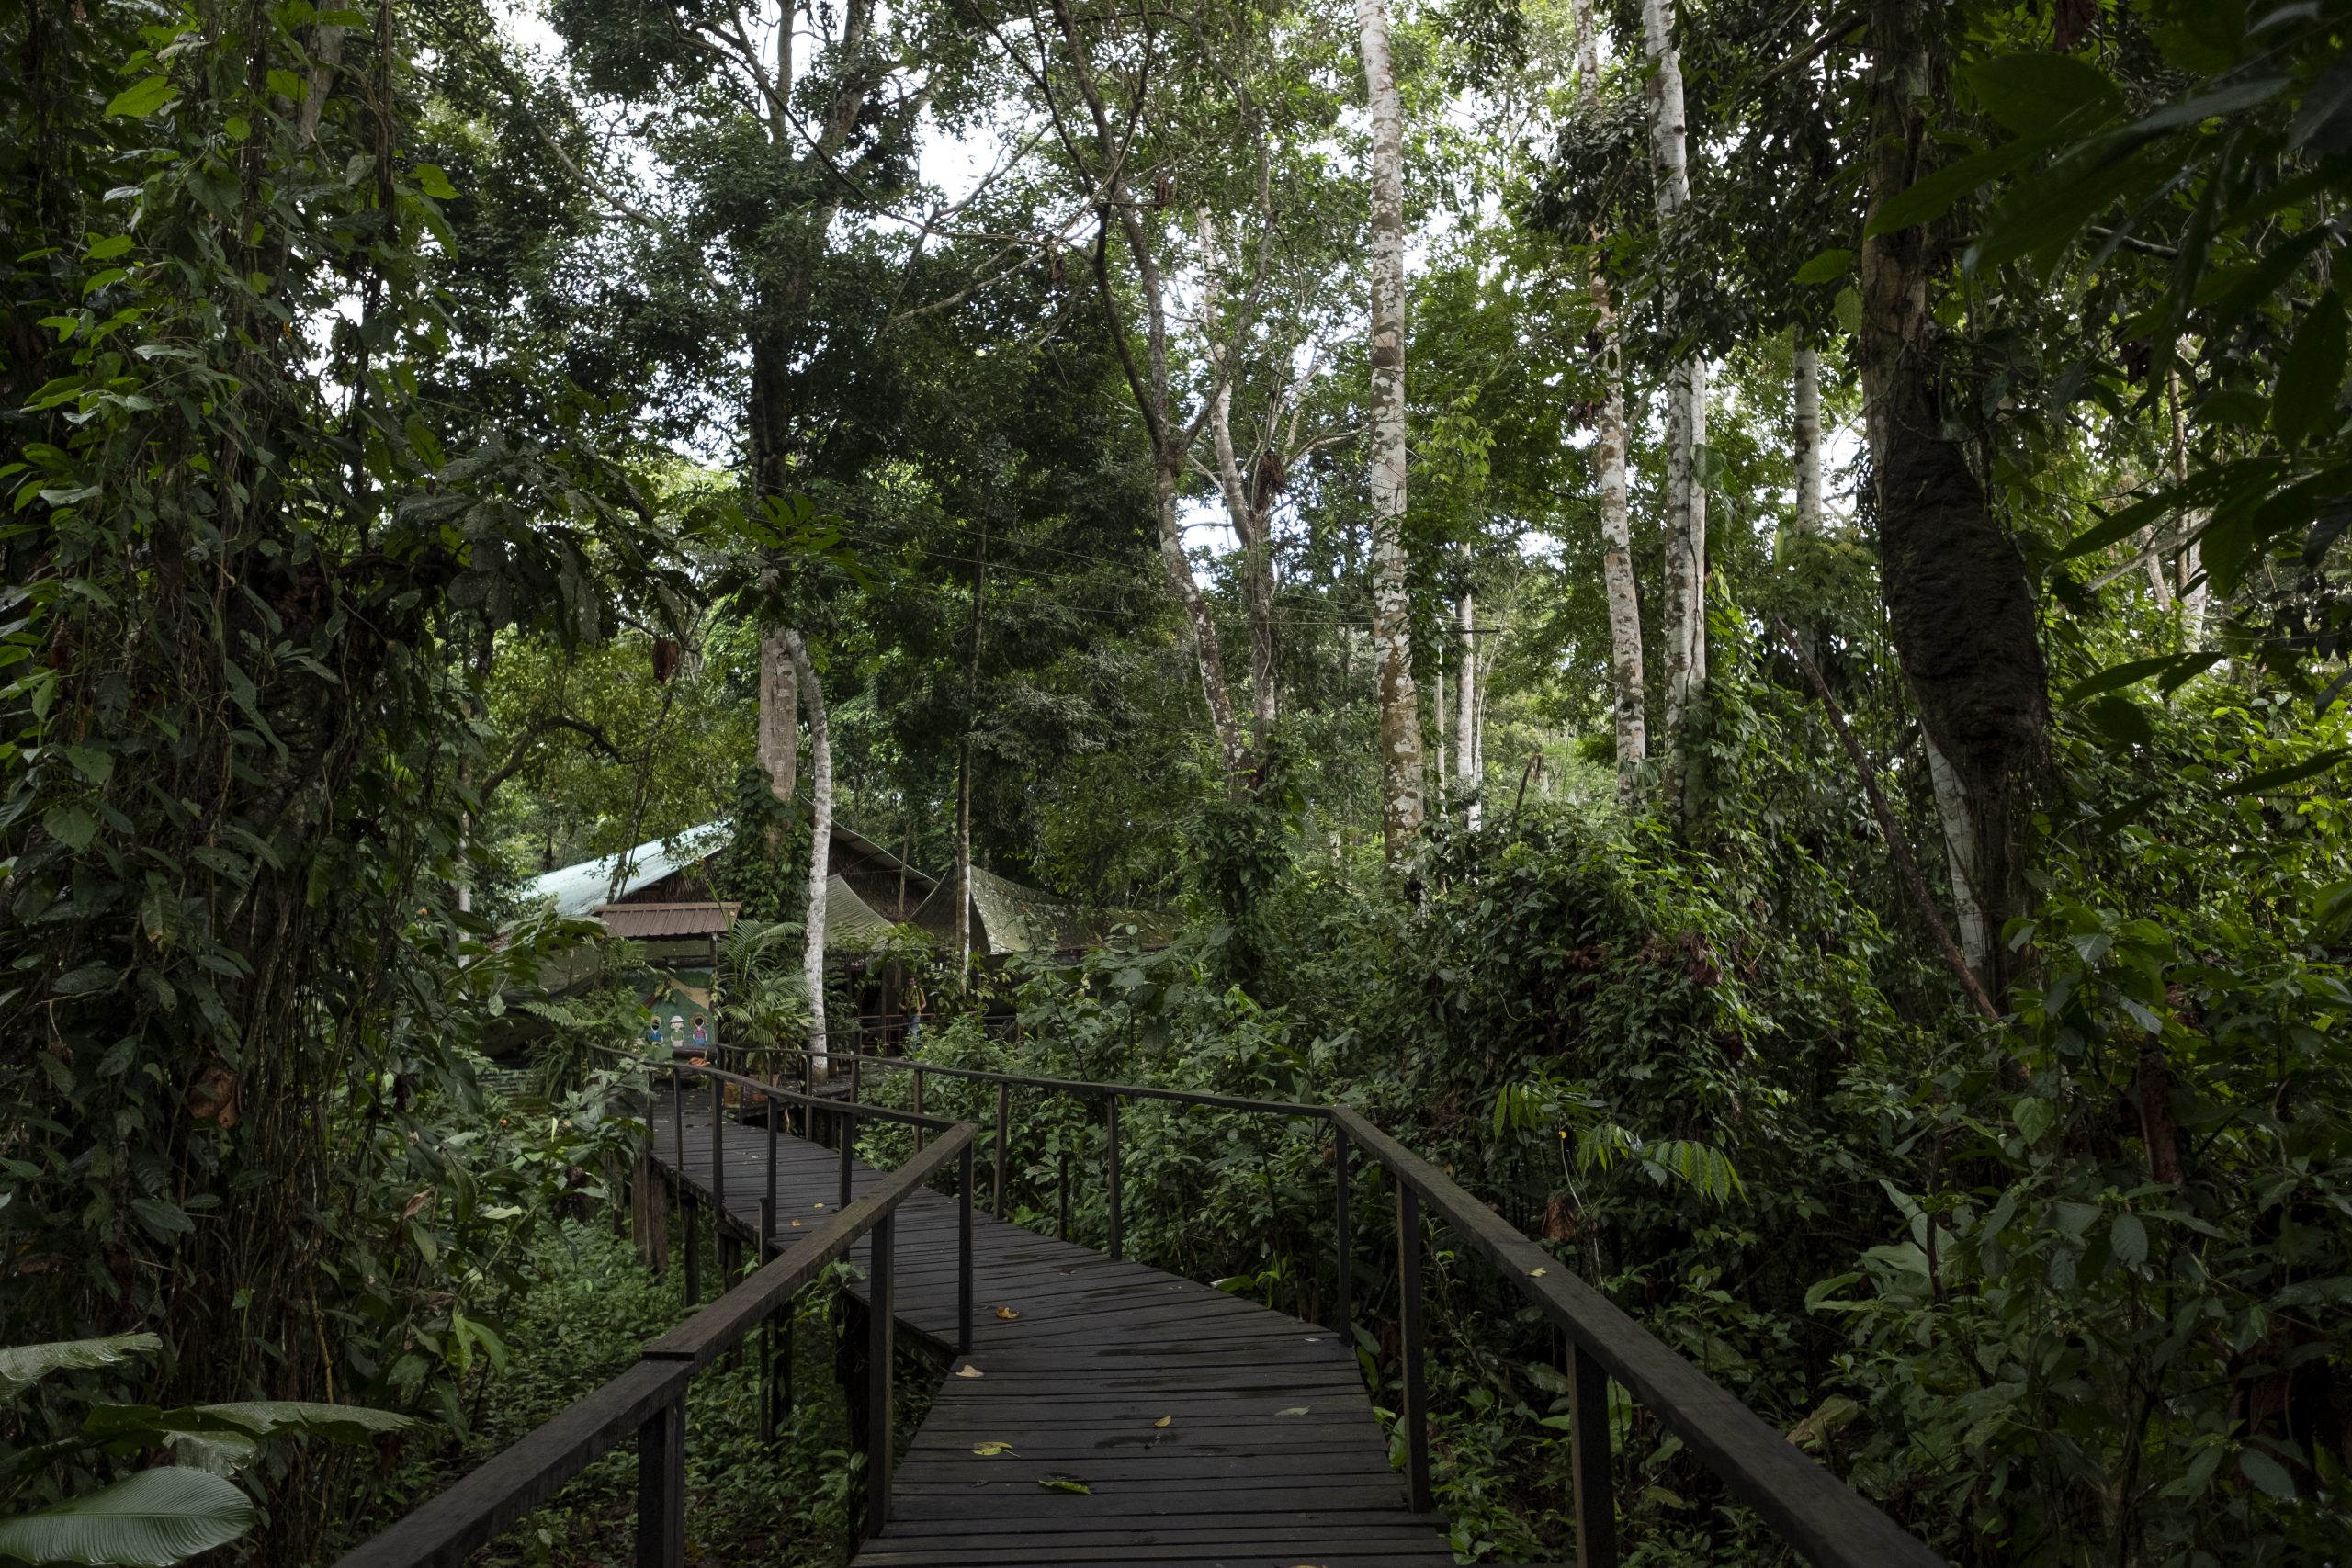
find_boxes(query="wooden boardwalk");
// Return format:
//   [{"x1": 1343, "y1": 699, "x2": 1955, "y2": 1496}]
[{"x1": 649, "y1": 1100, "x2": 1454, "y2": 1568}]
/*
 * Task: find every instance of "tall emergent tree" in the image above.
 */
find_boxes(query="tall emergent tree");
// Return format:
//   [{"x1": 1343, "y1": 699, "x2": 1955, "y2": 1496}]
[{"x1": 1357, "y1": 0, "x2": 1422, "y2": 863}]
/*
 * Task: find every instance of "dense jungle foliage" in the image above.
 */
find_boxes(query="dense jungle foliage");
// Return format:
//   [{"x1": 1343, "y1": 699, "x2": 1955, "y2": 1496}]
[{"x1": 4, "y1": 0, "x2": 2351, "y2": 1564}]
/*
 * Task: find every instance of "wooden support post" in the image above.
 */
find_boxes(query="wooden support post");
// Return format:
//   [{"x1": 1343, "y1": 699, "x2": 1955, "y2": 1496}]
[
  {"x1": 838, "y1": 1109, "x2": 854, "y2": 1210},
  {"x1": 1057, "y1": 1148, "x2": 1069, "y2": 1241},
  {"x1": 765, "y1": 1100, "x2": 778, "y2": 1252},
  {"x1": 708, "y1": 1075, "x2": 725, "y2": 1214},
  {"x1": 1571, "y1": 1342, "x2": 1618, "y2": 1567},
  {"x1": 865, "y1": 1213, "x2": 895, "y2": 1540},
  {"x1": 636, "y1": 1393, "x2": 684, "y2": 1568},
  {"x1": 911, "y1": 1072, "x2": 924, "y2": 1154},
  {"x1": 1398, "y1": 1184, "x2": 1431, "y2": 1513},
  {"x1": 671, "y1": 1072, "x2": 684, "y2": 1176},
  {"x1": 1333, "y1": 1127, "x2": 1352, "y2": 1332},
  {"x1": 957, "y1": 1143, "x2": 975, "y2": 1356},
  {"x1": 1106, "y1": 1096, "x2": 1123, "y2": 1260},
  {"x1": 682, "y1": 1196, "x2": 699, "y2": 1306},
  {"x1": 992, "y1": 1082, "x2": 1010, "y2": 1219}
]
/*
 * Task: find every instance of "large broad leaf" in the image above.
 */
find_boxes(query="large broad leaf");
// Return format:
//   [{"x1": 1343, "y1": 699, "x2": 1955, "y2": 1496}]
[
  {"x1": 0, "y1": 1338, "x2": 161, "y2": 1401},
  {"x1": 183, "y1": 1402, "x2": 413, "y2": 1445},
  {"x1": 1963, "y1": 54, "x2": 2122, "y2": 137},
  {"x1": 0, "y1": 1468, "x2": 254, "y2": 1566},
  {"x1": 82, "y1": 1401, "x2": 413, "y2": 1458}
]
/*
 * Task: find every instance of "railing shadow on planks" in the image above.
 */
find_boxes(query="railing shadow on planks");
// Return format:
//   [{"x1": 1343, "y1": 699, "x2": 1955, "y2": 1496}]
[{"x1": 336, "y1": 1051, "x2": 1945, "y2": 1568}]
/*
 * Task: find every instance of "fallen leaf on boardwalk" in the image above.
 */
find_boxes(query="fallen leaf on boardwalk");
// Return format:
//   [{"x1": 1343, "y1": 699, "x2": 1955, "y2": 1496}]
[
  {"x1": 971, "y1": 1441, "x2": 1016, "y2": 1457},
  {"x1": 791, "y1": 1220, "x2": 802, "y2": 1227},
  {"x1": 1276, "y1": 1405, "x2": 1309, "y2": 1416},
  {"x1": 1152, "y1": 1416, "x2": 1172, "y2": 1428},
  {"x1": 1530, "y1": 1267, "x2": 1547, "y2": 1277},
  {"x1": 995, "y1": 1306, "x2": 1020, "y2": 1320},
  {"x1": 1038, "y1": 1475, "x2": 1091, "y2": 1495},
  {"x1": 956, "y1": 1364, "x2": 985, "y2": 1378}
]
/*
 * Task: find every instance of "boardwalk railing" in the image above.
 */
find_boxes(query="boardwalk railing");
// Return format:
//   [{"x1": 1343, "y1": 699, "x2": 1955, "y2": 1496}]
[
  {"x1": 802, "y1": 1046, "x2": 1942, "y2": 1568},
  {"x1": 335, "y1": 1062, "x2": 977, "y2": 1568}
]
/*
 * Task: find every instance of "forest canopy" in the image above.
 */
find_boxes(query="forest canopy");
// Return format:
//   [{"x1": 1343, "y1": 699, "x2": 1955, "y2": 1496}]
[{"x1": 4, "y1": 0, "x2": 2351, "y2": 1563}]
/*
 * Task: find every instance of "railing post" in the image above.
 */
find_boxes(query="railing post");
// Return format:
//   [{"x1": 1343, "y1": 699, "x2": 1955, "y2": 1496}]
[
  {"x1": 765, "y1": 1097, "x2": 778, "y2": 1252},
  {"x1": 838, "y1": 1108, "x2": 854, "y2": 1209},
  {"x1": 1397, "y1": 1183, "x2": 1431, "y2": 1514},
  {"x1": 1333, "y1": 1125, "x2": 1352, "y2": 1333},
  {"x1": 865, "y1": 1212, "x2": 895, "y2": 1540},
  {"x1": 992, "y1": 1082, "x2": 1010, "y2": 1219},
  {"x1": 911, "y1": 1072, "x2": 924, "y2": 1154},
  {"x1": 1057, "y1": 1147, "x2": 1069, "y2": 1241},
  {"x1": 957, "y1": 1143, "x2": 975, "y2": 1356},
  {"x1": 708, "y1": 1074, "x2": 725, "y2": 1213},
  {"x1": 636, "y1": 1391, "x2": 684, "y2": 1568},
  {"x1": 850, "y1": 1056, "x2": 861, "y2": 1105},
  {"x1": 1570, "y1": 1342, "x2": 1618, "y2": 1568},
  {"x1": 802, "y1": 1054, "x2": 815, "y2": 1137},
  {"x1": 671, "y1": 1070, "x2": 684, "y2": 1174},
  {"x1": 682, "y1": 1192, "x2": 700, "y2": 1307},
  {"x1": 1105, "y1": 1095, "x2": 1123, "y2": 1260}
]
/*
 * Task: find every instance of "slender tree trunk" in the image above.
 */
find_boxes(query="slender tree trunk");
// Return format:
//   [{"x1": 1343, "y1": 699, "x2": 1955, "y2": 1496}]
[
  {"x1": 1575, "y1": 0, "x2": 1647, "y2": 807},
  {"x1": 1435, "y1": 651, "x2": 1448, "y2": 812},
  {"x1": 955, "y1": 748, "x2": 972, "y2": 983},
  {"x1": 1456, "y1": 594, "x2": 1479, "y2": 825},
  {"x1": 1641, "y1": 0, "x2": 1706, "y2": 816},
  {"x1": 1860, "y1": 0, "x2": 2050, "y2": 994},
  {"x1": 1200, "y1": 213, "x2": 1280, "y2": 744},
  {"x1": 1593, "y1": 283, "x2": 1646, "y2": 807},
  {"x1": 784, "y1": 632, "x2": 833, "y2": 1072},
  {"x1": 957, "y1": 526, "x2": 985, "y2": 984},
  {"x1": 2168, "y1": 369, "x2": 2208, "y2": 637},
  {"x1": 1358, "y1": 0, "x2": 1421, "y2": 866},
  {"x1": 1793, "y1": 338, "x2": 1823, "y2": 537}
]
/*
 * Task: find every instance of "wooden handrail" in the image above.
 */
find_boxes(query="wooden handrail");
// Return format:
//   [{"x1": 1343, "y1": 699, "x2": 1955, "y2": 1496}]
[
  {"x1": 334, "y1": 1113, "x2": 977, "y2": 1568},
  {"x1": 1330, "y1": 1109, "x2": 1943, "y2": 1568},
  {"x1": 799, "y1": 1047, "x2": 1941, "y2": 1568}
]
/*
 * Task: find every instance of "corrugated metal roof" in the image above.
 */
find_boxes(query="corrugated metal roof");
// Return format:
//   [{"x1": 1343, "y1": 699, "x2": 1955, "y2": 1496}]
[
  {"x1": 593, "y1": 901, "x2": 739, "y2": 939},
  {"x1": 533, "y1": 822, "x2": 730, "y2": 916}
]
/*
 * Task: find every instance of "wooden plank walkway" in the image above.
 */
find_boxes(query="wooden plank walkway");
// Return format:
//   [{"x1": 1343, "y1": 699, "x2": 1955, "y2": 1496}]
[{"x1": 649, "y1": 1100, "x2": 1454, "y2": 1568}]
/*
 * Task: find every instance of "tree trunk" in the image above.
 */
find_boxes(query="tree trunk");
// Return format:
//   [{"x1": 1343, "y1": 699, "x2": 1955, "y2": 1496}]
[
  {"x1": 1860, "y1": 0, "x2": 2050, "y2": 993},
  {"x1": 1575, "y1": 0, "x2": 1649, "y2": 812},
  {"x1": 1200, "y1": 212, "x2": 1280, "y2": 744},
  {"x1": 1455, "y1": 593, "x2": 1479, "y2": 825},
  {"x1": 1642, "y1": 0, "x2": 1706, "y2": 817},
  {"x1": 955, "y1": 742, "x2": 973, "y2": 985},
  {"x1": 1793, "y1": 338, "x2": 1823, "y2": 537},
  {"x1": 758, "y1": 631, "x2": 797, "y2": 817},
  {"x1": 1358, "y1": 0, "x2": 1422, "y2": 866},
  {"x1": 1153, "y1": 465, "x2": 1249, "y2": 783},
  {"x1": 784, "y1": 631, "x2": 833, "y2": 1072}
]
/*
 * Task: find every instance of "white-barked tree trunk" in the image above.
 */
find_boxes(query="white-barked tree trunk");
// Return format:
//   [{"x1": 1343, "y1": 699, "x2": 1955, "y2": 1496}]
[
  {"x1": 784, "y1": 631, "x2": 831, "y2": 1076},
  {"x1": 1358, "y1": 0, "x2": 1421, "y2": 866},
  {"x1": 1642, "y1": 0, "x2": 1706, "y2": 815},
  {"x1": 1577, "y1": 0, "x2": 1646, "y2": 808}
]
